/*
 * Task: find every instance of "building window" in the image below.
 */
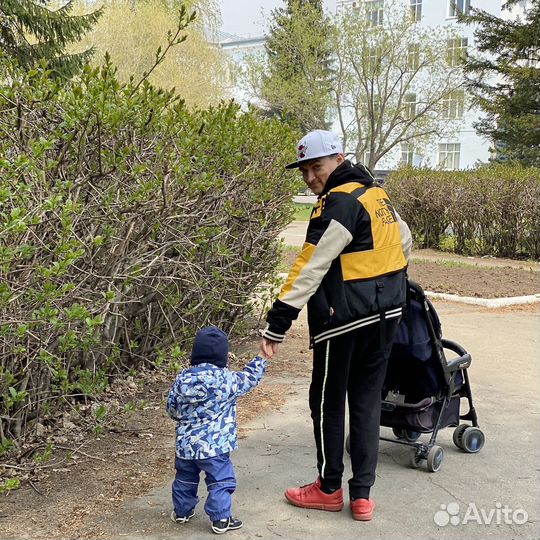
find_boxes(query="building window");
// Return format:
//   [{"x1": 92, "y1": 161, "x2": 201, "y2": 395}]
[
  {"x1": 337, "y1": 0, "x2": 383, "y2": 23},
  {"x1": 442, "y1": 90, "x2": 465, "y2": 119},
  {"x1": 367, "y1": 47, "x2": 382, "y2": 76},
  {"x1": 407, "y1": 43, "x2": 420, "y2": 70},
  {"x1": 438, "y1": 143, "x2": 461, "y2": 169},
  {"x1": 448, "y1": 0, "x2": 471, "y2": 18},
  {"x1": 404, "y1": 93, "x2": 417, "y2": 120},
  {"x1": 410, "y1": 0, "x2": 422, "y2": 21},
  {"x1": 401, "y1": 143, "x2": 415, "y2": 165},
  {"x1": 446, "y1": 38, "x2": 468, "y2": 66},
  {"x1": 366, "y1": 0, "x2": 384, "y2": 26}
]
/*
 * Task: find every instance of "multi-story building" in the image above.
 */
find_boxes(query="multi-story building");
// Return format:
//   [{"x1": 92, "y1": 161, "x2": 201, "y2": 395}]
[
  {"x1": 334, "y1": 0, "x2": 504, "y2": 170},
  {"x1": 218, "y1": 0, "x2": 517, "y2": 170}
]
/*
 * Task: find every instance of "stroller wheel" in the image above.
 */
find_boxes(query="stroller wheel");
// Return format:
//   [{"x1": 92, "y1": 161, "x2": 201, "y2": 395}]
[
  {"x1": 453, "y1": 424, "x2": 468, "y2": 449},
  {"x1": 409, "y1": 448, "x2": 421, "y2": 469},
  {"x1": 345, "y1": 434, "x2": 351, "y2": 455},
  {"x1": 427, "y1": 446, "x2": 444, "y2": 472},
  {"x1": 461, "y1": 427, "x2": 485, "y2": 454}
]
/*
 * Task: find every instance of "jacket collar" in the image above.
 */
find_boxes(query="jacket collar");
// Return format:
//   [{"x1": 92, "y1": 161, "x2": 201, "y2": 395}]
[{"x1": 321, "y1": 160, "x2": 374, "y2": 196}]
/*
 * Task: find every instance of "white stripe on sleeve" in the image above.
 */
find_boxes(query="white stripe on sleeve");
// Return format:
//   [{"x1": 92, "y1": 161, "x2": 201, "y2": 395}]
[{"x1": 395, "y1": 210, "x2": 412, "y2": 261}]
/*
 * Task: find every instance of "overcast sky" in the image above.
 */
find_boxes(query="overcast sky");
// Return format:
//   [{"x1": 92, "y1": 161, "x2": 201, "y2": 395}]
[{"x1": 218, "y1": 0, "x2": 337, "y2": 37}]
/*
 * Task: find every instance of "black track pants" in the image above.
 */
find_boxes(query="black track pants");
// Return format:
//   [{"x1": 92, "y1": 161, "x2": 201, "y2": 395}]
[{"x1": 309, "y1": 318, "x2": 400, "y2": 500}]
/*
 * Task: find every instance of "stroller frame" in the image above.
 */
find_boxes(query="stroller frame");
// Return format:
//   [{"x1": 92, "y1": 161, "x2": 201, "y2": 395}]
[{"x1": 377, "y1": 280, "x2": 485, "y2": 472}]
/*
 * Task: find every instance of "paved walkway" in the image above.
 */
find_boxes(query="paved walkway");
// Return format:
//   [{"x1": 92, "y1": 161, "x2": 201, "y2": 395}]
[{"x1": 89, "y1": 303, "x2": 539, "y2": 540}]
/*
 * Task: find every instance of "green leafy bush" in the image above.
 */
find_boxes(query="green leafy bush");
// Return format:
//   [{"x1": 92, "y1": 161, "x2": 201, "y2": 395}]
[
  {"x1": 0, "y1": 59, "x2": 298, "y2": 445},
  {"x1": 385, "y1": 165, "x2": 539, "y2": 259}
]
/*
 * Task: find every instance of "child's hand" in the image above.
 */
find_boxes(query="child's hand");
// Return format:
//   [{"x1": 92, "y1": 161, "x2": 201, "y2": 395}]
[{"x1": 260, "y1": 337, "x2": 279, "y2": 359}]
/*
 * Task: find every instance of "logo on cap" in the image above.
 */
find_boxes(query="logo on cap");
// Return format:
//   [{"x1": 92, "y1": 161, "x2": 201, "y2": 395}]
[{"x1": 285, "y1": 130, "x2": 344, "y2": 169}]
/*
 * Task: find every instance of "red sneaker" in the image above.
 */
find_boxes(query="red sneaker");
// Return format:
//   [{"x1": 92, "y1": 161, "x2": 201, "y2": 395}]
[
  {"x1": 284, "y1": 478, "x2": 344, "y2": 511},
  {"x1": 350, "y1": 498, "x2": 375, "y2": 521}
]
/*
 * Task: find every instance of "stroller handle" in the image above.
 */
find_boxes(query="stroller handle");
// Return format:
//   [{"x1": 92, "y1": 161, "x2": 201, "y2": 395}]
[{"x1": 442, "y1": 338, "x2": 472, "y2": 371}]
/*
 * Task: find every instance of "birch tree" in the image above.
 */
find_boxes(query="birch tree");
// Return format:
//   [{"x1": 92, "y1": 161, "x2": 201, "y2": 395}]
[{"x1": 333, "y1": 0, "x2": 464, "y2": 169}]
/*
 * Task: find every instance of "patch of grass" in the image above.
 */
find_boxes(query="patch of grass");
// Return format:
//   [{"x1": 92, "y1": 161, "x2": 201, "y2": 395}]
[
  {"x1": 410, "y1": 257, "x2": 500, "y2": 270},
  {"x1": 34, "y1": 443, "x2": 54, "y2": 464},
  {"x1": 0, "y1": 478, "x2": 20, "y2": 495},
  {"x1": 124, "y1": 399, "x2": 149, "y2": 412},
  {"x1": 293, "y1": 203, "x2": 313, "y2": 222}
]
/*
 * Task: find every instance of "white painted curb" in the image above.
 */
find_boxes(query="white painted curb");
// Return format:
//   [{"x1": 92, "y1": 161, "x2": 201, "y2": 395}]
[{"x1": 425, "y1": 291, "x2": 540, "y2": 308}]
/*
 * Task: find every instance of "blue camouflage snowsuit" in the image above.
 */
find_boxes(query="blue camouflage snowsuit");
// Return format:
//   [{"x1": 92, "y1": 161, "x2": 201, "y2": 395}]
[{"x1": 166, "y1": 356, "x2": 267, "y2": 521}]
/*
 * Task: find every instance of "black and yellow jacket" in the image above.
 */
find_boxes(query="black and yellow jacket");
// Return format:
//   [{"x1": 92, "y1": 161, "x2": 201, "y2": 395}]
[{"x1": 263, "y1": 160, "x2": 412, "y2": 345}]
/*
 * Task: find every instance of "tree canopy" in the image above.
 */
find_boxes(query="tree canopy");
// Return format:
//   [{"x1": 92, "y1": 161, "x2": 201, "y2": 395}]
[{"x1": 74, "y1": 0, "x2": 228, "y2": 107}]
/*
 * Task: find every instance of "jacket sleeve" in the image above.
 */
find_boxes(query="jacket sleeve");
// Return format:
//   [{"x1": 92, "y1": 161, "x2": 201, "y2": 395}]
[
  {"x1": 395, "y1": 210, "x2": 413, "y2": 261},
  {"x1": 230, "y1": 356, "x2": 268, "y2": 398},
  {"x1": 166, "y1": 377, "x2": 182, "y2": 421},
  {"x1": 262, "y1": 193, "x2": 360, "y2": 342}
]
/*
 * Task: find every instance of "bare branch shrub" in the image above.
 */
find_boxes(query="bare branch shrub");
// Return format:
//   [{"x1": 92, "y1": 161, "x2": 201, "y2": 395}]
[
  {"x1": 0, "y1": 59, "x2": 298, "y2": 446},
  {"x1": 385, "y1": 165, "x2": 539, "y2": 258}
]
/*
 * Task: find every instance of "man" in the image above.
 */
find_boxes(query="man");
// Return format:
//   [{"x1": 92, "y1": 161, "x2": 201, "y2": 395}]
[{"x1": 260, "y1": 130, "x2": 412, "y2": 521}]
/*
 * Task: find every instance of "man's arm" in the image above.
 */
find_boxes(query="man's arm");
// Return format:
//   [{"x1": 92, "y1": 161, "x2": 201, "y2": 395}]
[
  {"x1": 395, "y1": 210, "x2": 413, "y2": 261},
  {"x1": 262, "y1": 193, "x2": 360, "y2": 346}
]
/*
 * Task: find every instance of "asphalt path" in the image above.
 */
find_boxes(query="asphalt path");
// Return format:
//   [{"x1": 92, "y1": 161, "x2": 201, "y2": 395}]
[{"x1": 92, "y1": 303, "x2": 540, "y2": 540}]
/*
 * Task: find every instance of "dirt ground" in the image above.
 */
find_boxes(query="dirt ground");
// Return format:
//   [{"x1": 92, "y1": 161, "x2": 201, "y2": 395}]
[
  {"x1": 281, "y1": 250, "x2": 539, "y2": 298},
  {"x1": 0, "y1": 256, "x2": 538, "y2": 539},
  {"x1": 406, "y1": 259, "x2": 538, "y2": 298}
]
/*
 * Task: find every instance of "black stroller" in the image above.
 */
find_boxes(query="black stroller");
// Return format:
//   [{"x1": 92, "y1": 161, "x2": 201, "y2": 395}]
[{"x1": 346, "y1": 280, "x2": 485, "y2": 472}]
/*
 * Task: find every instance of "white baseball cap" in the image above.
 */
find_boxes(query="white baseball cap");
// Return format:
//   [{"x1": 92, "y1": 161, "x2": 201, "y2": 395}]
[{"x1": 285, "y1": 130, "x2": 344, "y2": 169}]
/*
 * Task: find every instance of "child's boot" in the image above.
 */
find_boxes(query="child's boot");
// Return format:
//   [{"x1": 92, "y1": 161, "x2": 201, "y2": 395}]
[{"x1": 211, "y1": 516, "x2": 243, "y2": 534}]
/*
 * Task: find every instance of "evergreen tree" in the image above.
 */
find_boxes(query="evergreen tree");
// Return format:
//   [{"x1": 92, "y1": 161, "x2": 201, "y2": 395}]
[
  {"x1": 459, "y1": 0, "x2": 540, "y2": 166},
  {"x1": 262, "y1": 0, "x2": 333, "y2": 131},
  {"x1": 0, "y1": 0, "x2": 102, "y2": 77}
]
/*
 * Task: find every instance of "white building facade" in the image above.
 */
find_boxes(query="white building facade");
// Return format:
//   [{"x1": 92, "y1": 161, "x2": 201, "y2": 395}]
[
  {"x1": 218, "y1": 0, "x2": 514, "y2": 170},
  {"x1": 215, "y1": 31, "x2": 266, "y2": 109},
  {"x1": 334, "y1": 0, "x2": 502, "y2": 170}
]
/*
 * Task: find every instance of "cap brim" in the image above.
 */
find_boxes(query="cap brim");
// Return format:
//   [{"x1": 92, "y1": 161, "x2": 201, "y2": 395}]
[
  {"x1": 285, "y1": 152, "x2": 341, "y2": 170},
  {"x1": 285, "y1": 161, "x2": 301, "y2": 170}
]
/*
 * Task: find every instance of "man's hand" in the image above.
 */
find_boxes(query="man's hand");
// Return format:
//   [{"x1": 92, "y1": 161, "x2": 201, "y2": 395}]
[{"x1": 260, "y1": 337, "x2": 279, "y2": 359}]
